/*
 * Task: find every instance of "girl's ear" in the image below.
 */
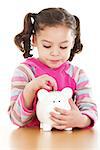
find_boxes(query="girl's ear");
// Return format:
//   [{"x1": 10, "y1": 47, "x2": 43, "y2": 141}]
[{"x1": 32, "y1": 34, "x2": 37, "y2": 47}]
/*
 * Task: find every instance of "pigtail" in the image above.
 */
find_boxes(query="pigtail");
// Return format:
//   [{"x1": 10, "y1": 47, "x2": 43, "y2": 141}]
[
  {"x1": 68, "y1": 15, "x2": 83, "y2": 61},
  {"x1": 14, "y1": 8, "x2": 83, "y2": 60},
  {"x1": 14, "y1": 13, "x2": 36, "y2": 58}
]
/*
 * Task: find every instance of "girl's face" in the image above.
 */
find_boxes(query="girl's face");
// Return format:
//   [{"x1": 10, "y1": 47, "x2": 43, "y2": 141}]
[{"x1": 33, "y1": 25, "x2": 75, "y2": 69}]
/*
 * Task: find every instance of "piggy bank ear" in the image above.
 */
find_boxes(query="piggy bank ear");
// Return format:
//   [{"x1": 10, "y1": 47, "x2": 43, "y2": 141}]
[
  {"x1": 61, "y1": 88, "x2": 73, "y2": 99},
  {"x1": 37, "y1": 89, "x2": 49, "y2": 101}
]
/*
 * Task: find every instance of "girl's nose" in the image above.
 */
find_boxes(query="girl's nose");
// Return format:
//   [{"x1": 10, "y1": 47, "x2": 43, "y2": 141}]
[{"x1": 50, "y1": 49, "x2": 60, "y2": 56}]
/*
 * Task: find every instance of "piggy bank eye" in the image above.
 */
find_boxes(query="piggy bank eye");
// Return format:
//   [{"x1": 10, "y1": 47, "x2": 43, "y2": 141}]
[
  {"x1": 58, "y1": 100, "x2": 61, "y2": 102},
  {"x1": 53, "y1": 100, "x2": 55, "y2": 103}
]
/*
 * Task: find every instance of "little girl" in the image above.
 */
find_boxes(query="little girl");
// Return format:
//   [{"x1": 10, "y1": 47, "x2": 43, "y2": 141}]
[{"x1": 8, "y1": 8, "x2": 97, "y2": 130}]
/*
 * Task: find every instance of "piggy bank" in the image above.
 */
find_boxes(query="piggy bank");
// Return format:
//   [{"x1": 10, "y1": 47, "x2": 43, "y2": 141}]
[{"x1": 36, "y1": 88, "x2": 73, "y2": 131}]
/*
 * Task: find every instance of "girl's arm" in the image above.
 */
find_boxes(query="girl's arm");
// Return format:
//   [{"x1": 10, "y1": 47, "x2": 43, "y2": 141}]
[
  {"x1": 50, "y1": 69, "x2": 98, "y2": 130},
  {"x1": 8, "y1": 64, "x2": 57, "y2": 127},
  {"x1": 8, "y1": 64, "x2": 37, "y2": 127},
  {"x1": 75, "y1": 69, "x2": 98, "y2": 128}
]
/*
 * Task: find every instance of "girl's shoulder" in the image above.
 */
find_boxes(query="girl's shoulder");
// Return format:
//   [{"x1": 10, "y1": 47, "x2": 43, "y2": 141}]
[
  {"x1": 21, "y1": 57, "x2": 38, "y2": 66},
  {"x1": 65, "y1": 61, "x2": 80, "y2": 74},
  {"x1": 13, "y1": 57, "x2": 37, "y2": 80},
  {"x1": 65, "y1": 61, "x2": 86, "y2": 82}
]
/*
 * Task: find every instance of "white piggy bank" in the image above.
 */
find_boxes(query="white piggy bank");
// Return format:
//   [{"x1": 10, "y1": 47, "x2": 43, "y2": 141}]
[{"x1": 36, "y1": 88, "x2": 73, "y2": 131}]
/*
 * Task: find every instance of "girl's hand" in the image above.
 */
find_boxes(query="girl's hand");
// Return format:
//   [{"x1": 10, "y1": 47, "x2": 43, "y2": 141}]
[
  {"x1": 23, "y1": 74, "x2": 57, "y2": 109},
  {"x1": 50, "y1": 99, "x2": 91, "y2": 130},
  {"x1": 33, "y1": 74, "x2": 57, "y2": 91}
]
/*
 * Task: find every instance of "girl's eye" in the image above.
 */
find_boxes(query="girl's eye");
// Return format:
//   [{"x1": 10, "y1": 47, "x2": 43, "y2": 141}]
[
  {"x1": 60, "y1": 46, "x2": 67, "y2": 49},
  {"x1": 43, "y1": 45, "x2": 51, "y2": 48}
]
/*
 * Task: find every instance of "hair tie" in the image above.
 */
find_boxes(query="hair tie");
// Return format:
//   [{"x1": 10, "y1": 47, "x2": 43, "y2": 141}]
[
  {"x1": 30, "y1": 13, "x2": 37, "y2": 25},
  {"x1": 32, "y1": 13, "x2": 37, "y2": 19},
  {"x1": 27, "y1": 13, "x2": 36, "y2": 25}
]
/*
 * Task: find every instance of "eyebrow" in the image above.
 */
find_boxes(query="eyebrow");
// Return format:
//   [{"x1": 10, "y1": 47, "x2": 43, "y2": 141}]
[
  {"x1": 42, "y1": 40, "x2": 52, "y2": 44},
  {"x1": 42, "y1": 40, "x2": 69, "y2": 44}
]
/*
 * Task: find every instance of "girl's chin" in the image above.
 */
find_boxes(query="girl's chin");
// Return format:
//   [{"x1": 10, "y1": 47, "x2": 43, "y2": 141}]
[{"x1": 47, "y1": 63, "x2": 62, "y2": 69}]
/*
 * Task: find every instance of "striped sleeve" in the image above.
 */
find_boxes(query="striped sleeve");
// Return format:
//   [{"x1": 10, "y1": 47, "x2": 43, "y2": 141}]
[
  {"x1": 8, "y1": 64, "x2": 36, "y2": 127},
  {"x1": 75, "y1": 69, "x2": 98, "y2": 128}
]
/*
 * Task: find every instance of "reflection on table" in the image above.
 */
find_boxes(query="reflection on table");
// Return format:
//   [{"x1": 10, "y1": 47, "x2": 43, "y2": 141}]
[{"x1": 0, "y1": 125, "x2": 100, "y2": 150}]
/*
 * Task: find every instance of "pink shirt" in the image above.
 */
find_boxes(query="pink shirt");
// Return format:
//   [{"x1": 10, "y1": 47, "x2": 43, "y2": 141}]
[{"x1": 8, "y1": 57, "x2": 98, "y2": 128}]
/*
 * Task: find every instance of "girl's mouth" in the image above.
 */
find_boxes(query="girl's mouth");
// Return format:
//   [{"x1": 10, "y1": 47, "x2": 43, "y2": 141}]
[{"x1": 49, "y1": 60, "x2": 60, "y2": 63}]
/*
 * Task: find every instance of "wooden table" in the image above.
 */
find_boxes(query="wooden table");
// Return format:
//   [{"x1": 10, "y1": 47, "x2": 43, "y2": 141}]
[{"x1": 0, "y1": 123, "x2": 100, "y2": 150}]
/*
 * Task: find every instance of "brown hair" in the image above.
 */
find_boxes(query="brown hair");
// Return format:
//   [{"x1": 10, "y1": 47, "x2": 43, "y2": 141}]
[{"x1": 14, "y1": 8, "x2": 83, "y2": 61}]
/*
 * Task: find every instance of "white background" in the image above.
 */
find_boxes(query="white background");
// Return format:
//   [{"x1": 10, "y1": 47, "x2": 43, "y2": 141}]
[{"x1": 0, "y1": 0, "x2": 100, "y2": 127}]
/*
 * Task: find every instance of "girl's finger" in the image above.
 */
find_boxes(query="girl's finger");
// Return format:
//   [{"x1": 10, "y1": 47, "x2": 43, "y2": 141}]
[
  {"x1": 52, "y1": 124, "x2": 67, "y2": 130},
  {"x1": 45, "y1": 75, "x2": 57, "y2": 90},
  {"x1": 54, "y1": 107, "x2": 68, "y2": 115},
  {"x1": 50, "y1": 115, "x2": 66, "y2": 125},
  {"x1": 68, "y1": 99, "x2": 79, "y2": 111},
  {"x1": 43, "y1": 84, "x2": 53, "y2": 90}
]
